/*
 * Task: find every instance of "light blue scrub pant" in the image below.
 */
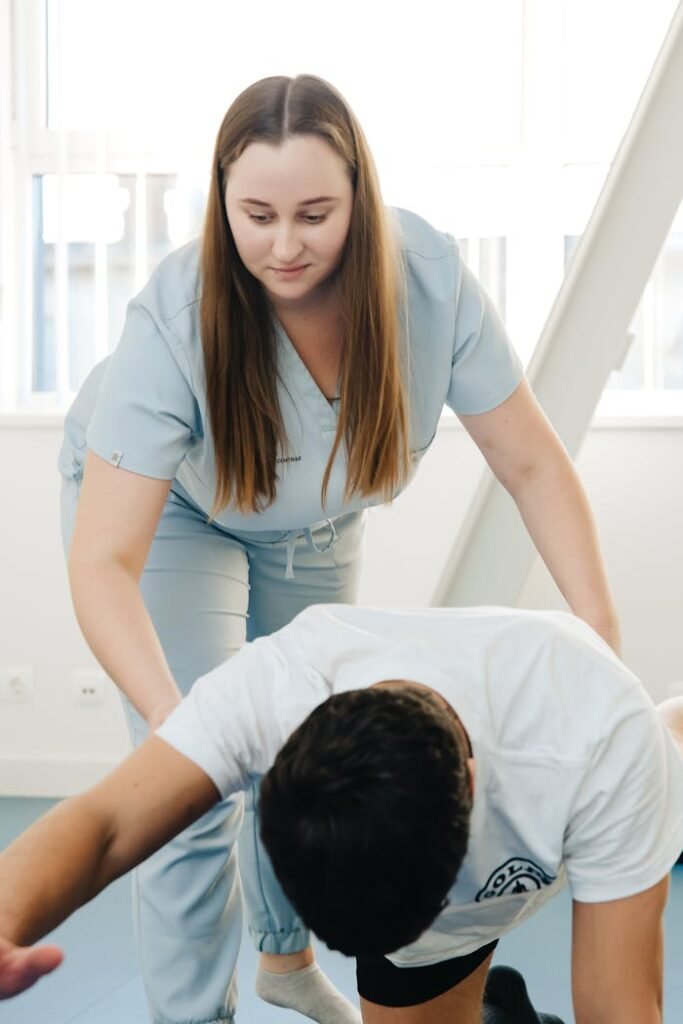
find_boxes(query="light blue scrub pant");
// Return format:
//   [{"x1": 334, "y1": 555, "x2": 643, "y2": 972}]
[{"x1": 61, "y1": 477, "x2": 364, "y2": 1024}]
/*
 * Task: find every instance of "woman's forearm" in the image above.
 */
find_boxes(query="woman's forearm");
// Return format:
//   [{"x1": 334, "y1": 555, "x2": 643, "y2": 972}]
[
  {"x1": 460, "y1": 381, "x2": 620, "y2": 652},
  {"x1": 69, "y1": 559, "x2": 181, "y2": 725},
  {"x1": 511, "y1": 453, "x2": 621, "y2": 651}
]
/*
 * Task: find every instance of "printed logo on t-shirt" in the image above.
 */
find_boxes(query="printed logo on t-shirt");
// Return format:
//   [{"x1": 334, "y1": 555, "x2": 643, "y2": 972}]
[{"x1": 475, "y1": 858, "x2": 556, "y2": 901}]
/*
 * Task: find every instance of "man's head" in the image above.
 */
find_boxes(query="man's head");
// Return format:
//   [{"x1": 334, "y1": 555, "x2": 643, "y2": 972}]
[{"x1": 259, "y1": 682, "x2": 474, "y2": 957}]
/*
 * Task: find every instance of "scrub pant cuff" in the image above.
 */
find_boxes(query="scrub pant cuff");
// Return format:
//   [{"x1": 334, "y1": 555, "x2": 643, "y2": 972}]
[
  {"x1": 249, "y1": 925, "x2": 310, "y2": 955},
  {"x1": 153, "y1": 1016, "x2": 234, "y2": 1024}
]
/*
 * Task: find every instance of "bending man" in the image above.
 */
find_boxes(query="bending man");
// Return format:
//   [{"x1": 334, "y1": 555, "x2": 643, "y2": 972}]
[{"x1": 1, "y1": 605, "x2": 681, "y2": 1023}]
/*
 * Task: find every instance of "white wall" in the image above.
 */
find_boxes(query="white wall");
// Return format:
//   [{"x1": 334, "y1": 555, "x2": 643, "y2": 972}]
[
  {"x1": 364, "y1": 419, "x2": 683, "y2": 699},
  {"x1": 0, "y1": 422, "x2": 130, "y2": 796},
  {"x1": 1, "y1": 418, "x2": 681, "y2": 796},
  {"x1": 519, "y1": 423, "x2": 683, "y2": 697}
]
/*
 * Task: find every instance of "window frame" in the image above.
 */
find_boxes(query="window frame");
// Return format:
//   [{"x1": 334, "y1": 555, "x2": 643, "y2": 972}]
[{"x1": 2, "y1": 0, "x2": 682, "y2": 418}]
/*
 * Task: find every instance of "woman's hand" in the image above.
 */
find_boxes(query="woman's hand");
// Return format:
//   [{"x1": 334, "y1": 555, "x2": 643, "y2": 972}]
[
  {"x1": 0, "y1": 935, "x2": 63, "y2": 998},
  {"x1": 146, "y1": 697, "x2": 183, "y2": 732},
  {"x1": 581, "y1": 612, "x2": 622, "y2": 657}
]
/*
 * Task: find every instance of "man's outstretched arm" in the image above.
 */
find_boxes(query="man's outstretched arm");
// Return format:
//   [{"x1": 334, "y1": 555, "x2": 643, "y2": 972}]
[
  {"x1": 572, "y1": 876, "x2": 669, "y2": 1024},
  {"x1": 0, "y1": 736, "x2": 219, "y2": 997}
]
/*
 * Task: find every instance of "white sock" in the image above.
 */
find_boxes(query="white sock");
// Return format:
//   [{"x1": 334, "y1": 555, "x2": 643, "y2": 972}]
[{"x1": 256, "y1": 962, "x2": 362, "y2": 1024}]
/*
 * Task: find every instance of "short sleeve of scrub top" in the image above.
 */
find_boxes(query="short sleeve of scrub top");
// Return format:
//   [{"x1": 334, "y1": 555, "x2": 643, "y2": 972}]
[
  {"x1": 446, "y1": 258, "x2": 524, "y2": 415},
  {"x1": 396, "y1": 208, "x2": 523, "y2": 437},
  {"x1": 86, "y1": 300, "x2": 199, "y2": 480}
]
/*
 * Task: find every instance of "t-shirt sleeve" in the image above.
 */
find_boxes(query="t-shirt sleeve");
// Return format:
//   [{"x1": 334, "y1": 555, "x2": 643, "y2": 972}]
[
  {"x1": 87, "y1": 300, "x2": 199, "y2": 479},
  {"x1": 156, "y1": 639, "x2": 306, "y2": 798},
  {"x1": 446, "y1": 259, "x2": 524, "y2": 415},
  {"x1": 563, "y1": 700, "x2": 683, "y2": 902}
]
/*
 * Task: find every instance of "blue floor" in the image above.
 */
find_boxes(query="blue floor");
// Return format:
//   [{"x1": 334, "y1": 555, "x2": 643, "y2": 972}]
[{"x1": 1, "y1": 797, "x2": 681, "y2": 1023}]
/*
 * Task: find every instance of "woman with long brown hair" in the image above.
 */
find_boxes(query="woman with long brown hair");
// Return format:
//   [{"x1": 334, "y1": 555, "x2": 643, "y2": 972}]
[{"x1": 59, "y1": 74, "x2": 619, "y2": 1024}]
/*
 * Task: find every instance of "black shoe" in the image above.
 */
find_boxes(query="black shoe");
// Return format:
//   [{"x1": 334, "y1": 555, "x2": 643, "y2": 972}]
[{"x1": 483, "y1": 965, "x2": 565, "y2": 1024}]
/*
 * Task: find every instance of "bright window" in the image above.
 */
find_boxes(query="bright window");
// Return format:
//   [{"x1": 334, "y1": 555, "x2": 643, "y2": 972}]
[{"x1": 1, "y1": 0, "x2": 680, "y2": 413}]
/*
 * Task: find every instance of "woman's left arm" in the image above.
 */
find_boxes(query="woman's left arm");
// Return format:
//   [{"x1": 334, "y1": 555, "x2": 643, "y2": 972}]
[{"x1": 459, "y1": 378, "x2": 621, "y2": 653}]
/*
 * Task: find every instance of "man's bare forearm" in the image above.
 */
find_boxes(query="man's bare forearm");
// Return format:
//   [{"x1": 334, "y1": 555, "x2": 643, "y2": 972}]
[
  {"x1": 572, "y1": 887, "x2": 666, "y2": 1024},
  {"x1": 0, "y1": 737, "x2": 221, "y2": 951},
  {"x1": 575, "y1": 1001, "x2": 662, "y2": 1024},
  {"x1": 0, "y1": 794, "x2": 116, "y2": 946}
]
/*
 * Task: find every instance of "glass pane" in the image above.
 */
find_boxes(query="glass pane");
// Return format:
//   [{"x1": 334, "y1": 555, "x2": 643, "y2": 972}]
[
  {"x1": 564, "y1": 233, "x2": 646, "y2": 390},
  {"x1": 32, "y1": 174, "x2": 202, "y2": 392},
  {"x1": 564, "y1": 232, "x2": 683, "y2": 393},
  {"x1": 479, "y1": 238, "x2": 507, "y2": 324},
  {"x1": 33, "y1": 178, "x2": 98, "y2": 393},
  {"x1": 563, "y1": 235, "x2": 580, "y2": 273},
  {"x1": 659, "y1": 235, "x2": 683, "y2": 388},
  {"x1": 45, "y1": 0, "x2": 521, "y2": 161},
  {"x1": 459, "y1": 238, "x2": 507, "y2": 323},
  {"x1": 610, "y1": 304, "x2": 646, "y2": 392},
  {"x1": 562, "y1": 0, "x2": 679, "y2": 162}
]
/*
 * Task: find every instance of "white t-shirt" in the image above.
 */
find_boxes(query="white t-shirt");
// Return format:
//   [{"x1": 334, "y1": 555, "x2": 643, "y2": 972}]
[{"x1": 157, "y1": 605, "x2": 683, "y2": 965}]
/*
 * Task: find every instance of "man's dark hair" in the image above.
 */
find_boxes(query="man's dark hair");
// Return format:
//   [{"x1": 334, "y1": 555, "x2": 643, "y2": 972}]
[{"x1": 259, "y1": 685, "x2": 472, "y2": 957}]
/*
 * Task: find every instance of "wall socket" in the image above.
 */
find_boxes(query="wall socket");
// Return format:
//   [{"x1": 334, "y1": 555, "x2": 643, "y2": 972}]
[
  {"x1": 73, "y1": 669, "x2": 107, "y2": 706},
  {"x1": 0, "y1": 666, "x2": 35, "y2": 703}
]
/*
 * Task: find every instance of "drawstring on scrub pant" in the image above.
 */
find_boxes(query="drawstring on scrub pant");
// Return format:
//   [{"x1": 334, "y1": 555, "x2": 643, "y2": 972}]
[{"x1": 284, "y1": 519, "x2": 339, "y2": 579}]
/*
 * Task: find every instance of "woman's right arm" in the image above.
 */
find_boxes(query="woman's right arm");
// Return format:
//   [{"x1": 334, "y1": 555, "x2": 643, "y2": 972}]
[{"x1": 68, "y1": 450, "x2": 182, "y2": 728}]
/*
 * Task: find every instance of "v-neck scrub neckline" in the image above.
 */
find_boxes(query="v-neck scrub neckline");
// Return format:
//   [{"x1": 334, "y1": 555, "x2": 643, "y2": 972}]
[{"x1": 274, "y1": 320, "x2": 339, "y2": 434}]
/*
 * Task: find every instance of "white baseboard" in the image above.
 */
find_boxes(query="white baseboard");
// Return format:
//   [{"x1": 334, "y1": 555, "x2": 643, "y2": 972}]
[{"x1": 0, "y1": 757, "x2": 122, "y2": 798}]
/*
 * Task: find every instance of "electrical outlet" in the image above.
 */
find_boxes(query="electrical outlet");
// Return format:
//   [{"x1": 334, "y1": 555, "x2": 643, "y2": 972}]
[
  {"x1": 0, "y1": 666, "x2": 35, "y2": 703},
  {"x1": 73, "y1": 669, "x2": 107, "y2": 706}
]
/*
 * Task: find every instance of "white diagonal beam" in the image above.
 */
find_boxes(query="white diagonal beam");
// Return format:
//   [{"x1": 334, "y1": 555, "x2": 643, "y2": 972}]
[{"x1": 433, "y1": 1, "x2": 683, "y2": 608}]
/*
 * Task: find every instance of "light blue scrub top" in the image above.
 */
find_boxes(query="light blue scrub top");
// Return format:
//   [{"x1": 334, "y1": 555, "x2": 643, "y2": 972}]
[{"x1": 59, "y1": 208, "x2": 523, "y2": 533}]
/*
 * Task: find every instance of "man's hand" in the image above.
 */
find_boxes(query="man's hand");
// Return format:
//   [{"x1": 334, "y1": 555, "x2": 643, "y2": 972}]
[
  {"x1": 0, "y1": 736, "x2": 220, "y2": 999},
  {"x1": 0, "y1": 936, "x2": 63, "y2": 998}
]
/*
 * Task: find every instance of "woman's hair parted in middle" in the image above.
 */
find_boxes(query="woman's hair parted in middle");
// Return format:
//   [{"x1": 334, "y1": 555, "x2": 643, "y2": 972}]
[
  {"x1": 200, "y1": 74, "x2": 411, "y2": 516},
  {"x1": 259, "y1": 686, "x2": 473, "y2": 957}
]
